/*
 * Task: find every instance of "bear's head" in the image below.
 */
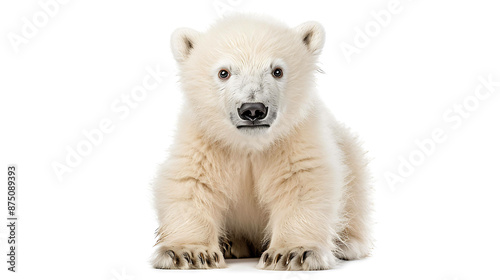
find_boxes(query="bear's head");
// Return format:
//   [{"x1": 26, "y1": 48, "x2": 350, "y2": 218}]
[{"x1": 171, "y1": 15, "x2": 325, "y2": 151}]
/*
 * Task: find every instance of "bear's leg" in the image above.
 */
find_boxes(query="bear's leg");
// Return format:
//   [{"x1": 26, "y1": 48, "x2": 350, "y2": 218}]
[
  {"x1": 256, "y1": 166, "x2": 340, "y2": 270},
  {"x1": 151, "y1": 183, "x2": 227, "y2": 269},
  {"x1": 334, "y1": 124, "x2": 373, "y2": 260}
]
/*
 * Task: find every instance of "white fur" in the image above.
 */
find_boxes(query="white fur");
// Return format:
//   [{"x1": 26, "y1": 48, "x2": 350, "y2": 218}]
[{"x1": 151, "y1": 15, "x2": 372, "y2": 271}]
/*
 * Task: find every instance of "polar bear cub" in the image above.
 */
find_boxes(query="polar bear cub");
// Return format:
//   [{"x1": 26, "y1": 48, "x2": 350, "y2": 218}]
[{"x1": 151, "y1": 15, "x2": 372, "y2": 270}]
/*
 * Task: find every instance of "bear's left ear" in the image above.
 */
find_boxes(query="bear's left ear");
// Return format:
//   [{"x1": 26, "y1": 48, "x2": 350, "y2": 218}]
[
  {"x1": 295, "y1": 21, "x2": 325, "y2": 55},
  {"x1": 170, "y1": 27, "x2": 201, "y2": 63}
]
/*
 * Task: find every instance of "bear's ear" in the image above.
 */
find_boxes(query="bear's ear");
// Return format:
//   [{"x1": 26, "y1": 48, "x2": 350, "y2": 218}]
[
  {"x1": 295, "y1": 21, "x2": 325, "y2": 55},
  {"x1": 170, "y1": 28, "x2": 201, "y2": 63}
]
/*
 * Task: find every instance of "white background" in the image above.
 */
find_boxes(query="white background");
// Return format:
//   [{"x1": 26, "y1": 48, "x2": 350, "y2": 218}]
[{"x1": 1, "y1": 0, "x2": 500, "y2": 279}]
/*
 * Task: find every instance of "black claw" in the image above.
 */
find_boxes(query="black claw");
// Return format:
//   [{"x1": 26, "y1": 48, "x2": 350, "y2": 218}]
[
  {"x1": 286, "y1": 252, "x2": 297, "y2": 265},
  {"x1": 190, "y1": 252, "x2": 197, "y2": 265},
  {"x1": 222, "y1": 242, "x2": 232, "y2": 255},
  {"x1": 274, "y1": 254, "x2": 282, "y2": 264},
  {"x1": 183, "y1": 252, "x2": 192, "y2": 265},
  {"x1": 262, "y1": 253, "x2": 269, "y2": 263},
  {"x1": 213, "y1": 252, "x2": 219, "y2": 263},
  {"x1": 301, "y1": 250, "x2": 312, "y2": 264},
  {"x1": 206, "y1": 251, "x2": 212, "y2": 266},
  {"x1": 166, "y1": 250, "x2": 175, "y2": 259},
  {"x1": 265, "y1": 253, "x2": 273, "y2": 266},
  {"x1": 199, "y1": 253, "x2": 206, "y2": 265}
]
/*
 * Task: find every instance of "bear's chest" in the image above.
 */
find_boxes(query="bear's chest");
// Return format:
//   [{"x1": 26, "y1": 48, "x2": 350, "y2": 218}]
[{"x1": 224, "y1": 158, "x2": 267, "y2": 243}]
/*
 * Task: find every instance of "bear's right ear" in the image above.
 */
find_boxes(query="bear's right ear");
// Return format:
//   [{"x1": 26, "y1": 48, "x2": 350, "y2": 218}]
[
  {"x1": 295, "y1": 21, "x2": 325, "y2": 56},
  {"x1": 170, "y1": 28, "x2": 201, "y2": 63}
]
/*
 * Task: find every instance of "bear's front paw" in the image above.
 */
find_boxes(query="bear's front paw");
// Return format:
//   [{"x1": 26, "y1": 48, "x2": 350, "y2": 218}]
[
  {"x1": 257, "y1": 246, "x2": 336, "y2": 270},
  {"x1": 152, "y1": 245, "x2": 226, "y2": 269}
]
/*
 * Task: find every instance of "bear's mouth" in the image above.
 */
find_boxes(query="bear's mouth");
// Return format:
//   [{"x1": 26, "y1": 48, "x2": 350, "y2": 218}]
[{"x1": 236, "y1": 123, "x2": 271, "y2": 129}]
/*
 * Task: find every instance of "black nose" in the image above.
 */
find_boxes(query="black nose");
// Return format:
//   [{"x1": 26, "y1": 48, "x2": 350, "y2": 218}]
[{"x1": 237, "y1": 102, "x2": 268, "y2": 121}]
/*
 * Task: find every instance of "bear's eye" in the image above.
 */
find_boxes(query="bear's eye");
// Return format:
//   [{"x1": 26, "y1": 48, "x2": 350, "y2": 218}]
[
  {"x1": 272, "y1": 68, "x2": 283, "y2": 78},
  {"x1": 218, "y1": 69, "x2": 230, "y2": 80}
]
